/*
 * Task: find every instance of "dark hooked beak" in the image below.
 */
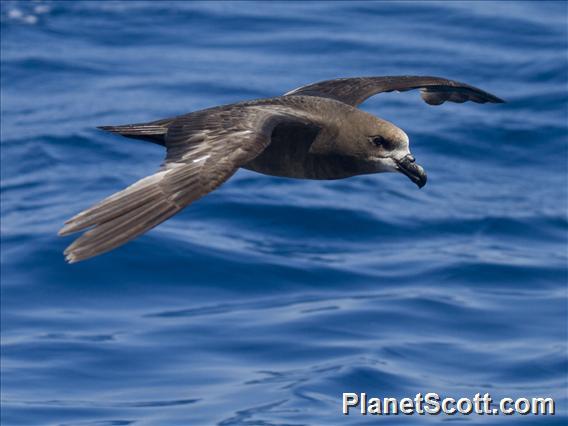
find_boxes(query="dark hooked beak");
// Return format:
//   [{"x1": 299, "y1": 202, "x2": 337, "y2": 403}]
[{"x1": 396, "y1": 155, "x2": 427, "y2": 188}]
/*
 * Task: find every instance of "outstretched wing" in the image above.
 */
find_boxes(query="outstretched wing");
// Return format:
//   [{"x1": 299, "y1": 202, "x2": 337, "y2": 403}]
[
  {"x1": 59, "y1": 103, "x2": 315, "y2": 263},
  {"x1": 284, "y1": 75, "x2": 505, "y2": 107}
]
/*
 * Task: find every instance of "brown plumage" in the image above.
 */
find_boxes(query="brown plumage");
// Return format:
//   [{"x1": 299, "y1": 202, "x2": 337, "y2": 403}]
[{"x1": 59, "y1": 76, "x2": 504, "y2": 263}]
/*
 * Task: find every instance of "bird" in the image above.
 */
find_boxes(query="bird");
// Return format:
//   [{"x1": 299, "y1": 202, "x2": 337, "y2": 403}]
[{"x1": 59, "y1": 75, "x2": 504, "y2": 263}]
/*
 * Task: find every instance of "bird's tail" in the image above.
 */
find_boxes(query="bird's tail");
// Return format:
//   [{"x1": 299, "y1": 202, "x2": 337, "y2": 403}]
[{"x1": 98, "y1": 118, "x2": 174, "y2": 146}]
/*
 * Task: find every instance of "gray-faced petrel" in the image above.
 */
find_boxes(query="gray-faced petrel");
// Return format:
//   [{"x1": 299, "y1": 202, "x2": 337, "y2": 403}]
[{"x1": 59, "y1": 76, "x2": 504, "y2": 263}]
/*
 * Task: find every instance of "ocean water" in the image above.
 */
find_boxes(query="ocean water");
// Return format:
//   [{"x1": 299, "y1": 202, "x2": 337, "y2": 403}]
[{"x1": 1, "y1": 1, "x2": 567, "y2": 425}]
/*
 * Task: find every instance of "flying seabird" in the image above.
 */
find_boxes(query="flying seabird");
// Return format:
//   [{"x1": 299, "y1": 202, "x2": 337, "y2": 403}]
[{"x1": 59, "y1": 76, "x2": 504, "y2": 263}]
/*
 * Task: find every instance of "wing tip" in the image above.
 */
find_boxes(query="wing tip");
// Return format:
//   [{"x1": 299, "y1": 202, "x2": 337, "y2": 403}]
[
  {"x1": 62, "y1": 242, "x2": 79, "y2": 263},
  {"x1": 65, "y1": 253, "x2": 79, "y2": 264},
  {"x1": 474, "y1": 95, "x2": 506, "y2": 104},
  {"x1": 58, "y1": 222, "x2": 76, "y2": 237},
  {"x1": 421, "y1": 88, "x2": 506, "y2": 106},
  {"x1": 58, "y1": 213, "x2": 89, "y2": 236}
]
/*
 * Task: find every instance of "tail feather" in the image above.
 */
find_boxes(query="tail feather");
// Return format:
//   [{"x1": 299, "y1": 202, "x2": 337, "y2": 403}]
[
  {"x1": 59, "y1": 171, "x2": 181, "y2": 263},
  {"x1": 98, "y1": 122, "x2": 170, "y2": 146}
]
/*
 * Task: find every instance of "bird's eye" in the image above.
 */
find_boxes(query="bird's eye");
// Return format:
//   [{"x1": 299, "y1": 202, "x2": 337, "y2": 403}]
[{"x1": 371, "y1": 136, "x2": 387, "y2": 147}]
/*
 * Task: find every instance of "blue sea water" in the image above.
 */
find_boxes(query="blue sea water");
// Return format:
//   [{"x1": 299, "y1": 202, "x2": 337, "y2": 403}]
[{"x1": 1, "y1": 1, "x2": 567, "y2": 425}]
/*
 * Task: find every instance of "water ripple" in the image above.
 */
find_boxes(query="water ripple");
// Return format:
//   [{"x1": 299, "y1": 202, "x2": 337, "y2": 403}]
[{"x1": 1, "y1": 1, "x2": 566, "y2": 425}]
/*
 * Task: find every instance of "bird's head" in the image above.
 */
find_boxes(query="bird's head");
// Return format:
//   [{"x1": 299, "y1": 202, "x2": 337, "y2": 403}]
[
  {"x1": 308, "y1": 109, "x2": 427, "y2": 187},
  {"x1": 353, "y1": 114, "x2": 427, "y2": 188}
]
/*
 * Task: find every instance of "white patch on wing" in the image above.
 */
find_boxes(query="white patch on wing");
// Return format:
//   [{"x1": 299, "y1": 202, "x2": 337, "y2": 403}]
[
  {"x1": 164, "y1": 162, "x2": 185, "y2": 170},
  {"x1": 192, "y1": 154, "x2": 211, "y2": 163},
  {"x1": 283, "y1": 86, "x2": 306, "y2": 96}
]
